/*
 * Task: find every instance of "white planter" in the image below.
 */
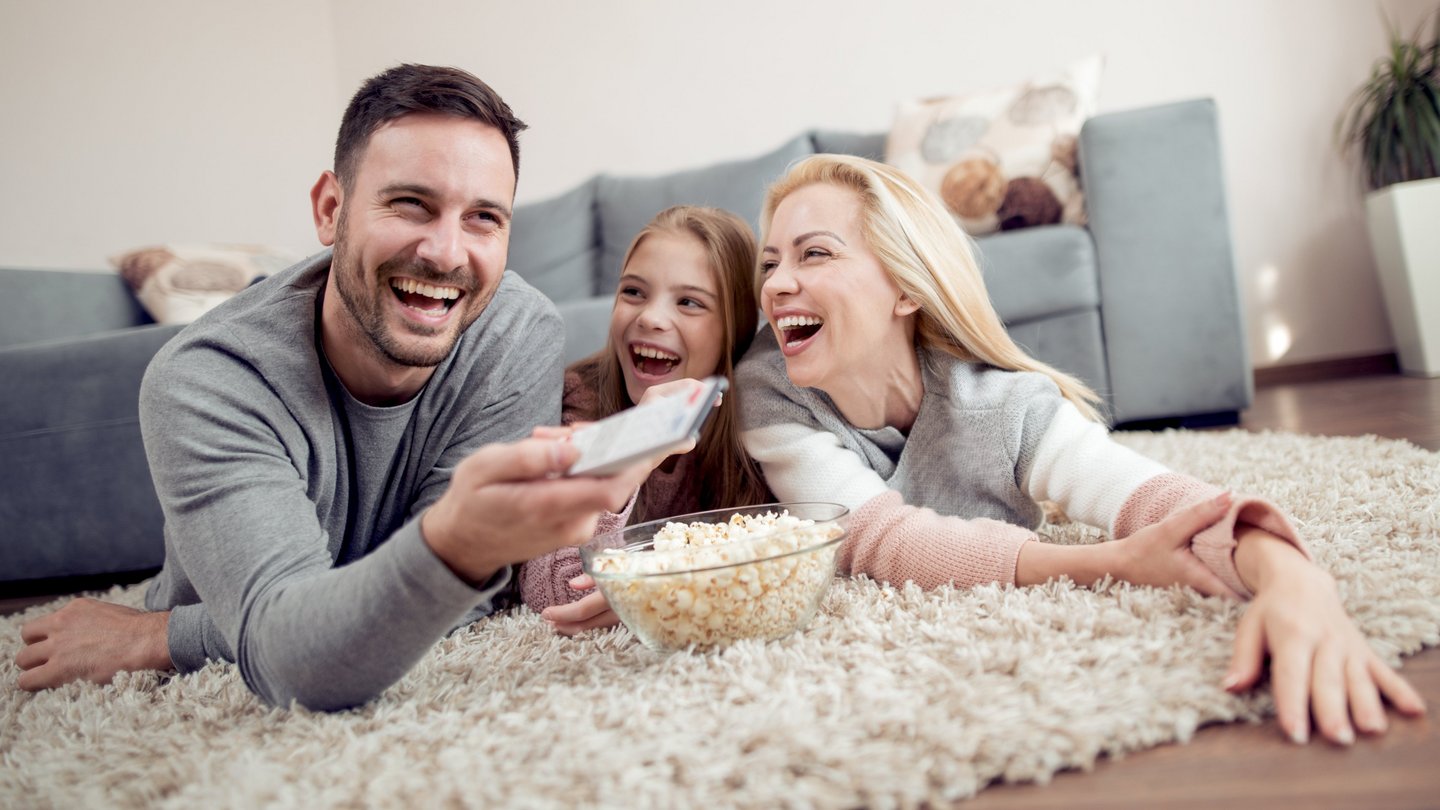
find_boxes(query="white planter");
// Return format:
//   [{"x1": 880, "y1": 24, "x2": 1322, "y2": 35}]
[{"x1": 1365, "y1": 176, "x2": 1440, "y2": 377}]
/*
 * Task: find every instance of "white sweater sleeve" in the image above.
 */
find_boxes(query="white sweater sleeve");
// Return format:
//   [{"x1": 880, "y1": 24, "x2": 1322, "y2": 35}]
[
  {"x1": 741, "y1": 421, "x2": 890, "y2": 510},
  {"x1": 1021, "y1": 400, "x2": 1170, "y2": 535}
]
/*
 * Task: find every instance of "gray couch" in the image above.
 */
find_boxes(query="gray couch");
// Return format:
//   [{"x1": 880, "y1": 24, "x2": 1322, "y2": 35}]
[{"x1": 0, "y1": 98, "x2": 1250, "y2": 588}]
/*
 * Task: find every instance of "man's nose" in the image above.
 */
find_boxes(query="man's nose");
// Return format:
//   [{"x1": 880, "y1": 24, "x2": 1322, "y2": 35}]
[{"x1": 415, "y1": 217, "x2": 466, "y2": 272}]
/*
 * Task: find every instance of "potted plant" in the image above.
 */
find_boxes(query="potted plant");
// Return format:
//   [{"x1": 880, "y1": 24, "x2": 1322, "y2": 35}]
[{"x1": 1338, "y1": 9, "x2": 1440, "y2": 377}]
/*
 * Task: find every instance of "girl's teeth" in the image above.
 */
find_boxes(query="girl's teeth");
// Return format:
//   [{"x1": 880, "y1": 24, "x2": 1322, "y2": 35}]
[{"x1": 633, "y1": 345, "x2": 679, "y2": 361}]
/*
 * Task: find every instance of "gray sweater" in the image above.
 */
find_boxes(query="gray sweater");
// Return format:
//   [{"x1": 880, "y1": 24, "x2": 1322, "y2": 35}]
[
  {"x1": 735, "y1": 329, "x2": 1062, "y2": 528},
  {"x1": 141, "y1": 251, "x2": 563, "y2": 709}
]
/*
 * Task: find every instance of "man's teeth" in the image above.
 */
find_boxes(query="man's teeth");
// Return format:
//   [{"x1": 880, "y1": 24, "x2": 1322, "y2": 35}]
[
  {"x1": 776, "y1": 315, "x2": 823, "y2": 330},
  {"x1": 391, "y1": 278, "x2": 460, "y2": 300},
  {"x1": 633, "y1": 345, "x2": 680, "y2": 361}
]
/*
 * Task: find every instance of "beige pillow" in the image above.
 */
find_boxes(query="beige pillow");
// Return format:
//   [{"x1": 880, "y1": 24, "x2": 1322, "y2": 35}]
[
  {"x1": 112, "y1": 244, "x2": 300, "y2": 324},
  {"x1": 885, "y1": 56, "x2": 1102, "y2": 235}
]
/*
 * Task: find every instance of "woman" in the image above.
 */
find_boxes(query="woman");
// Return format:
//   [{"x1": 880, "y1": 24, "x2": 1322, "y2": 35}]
[
  {"x1": 520, "y1": 205, "x2": 771, "y2": 633},
  {"x1": 735, "y1": 154, "x2": 1424, "y2": 745}
]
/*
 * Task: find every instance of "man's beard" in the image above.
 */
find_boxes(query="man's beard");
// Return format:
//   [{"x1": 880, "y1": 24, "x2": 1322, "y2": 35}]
[{"x1": 330, "y1": 213, "x2": 489, "y2": 368}]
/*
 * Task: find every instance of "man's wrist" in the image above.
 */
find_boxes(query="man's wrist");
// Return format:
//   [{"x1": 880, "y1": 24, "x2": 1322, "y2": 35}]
[
  {"x1": 146, "y1": 610, "x2": 175, "y2": 672},
  {"x1": 420, "y1": 504, "x2": 500, "y2": 589}
]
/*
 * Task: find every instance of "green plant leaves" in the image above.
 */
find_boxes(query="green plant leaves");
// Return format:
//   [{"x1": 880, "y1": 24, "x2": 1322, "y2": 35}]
[{"x1": 1338, "y1": 9, "x2": 1440, "y2": 190}]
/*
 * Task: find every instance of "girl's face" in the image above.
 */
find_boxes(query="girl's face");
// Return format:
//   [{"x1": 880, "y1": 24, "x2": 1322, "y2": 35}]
[
  {"x1": 759, "y1": 183, "x2": 916, "y2": 391},
  {"x1": 609, "y1": 230, "x2": 726, "y2": 405}
]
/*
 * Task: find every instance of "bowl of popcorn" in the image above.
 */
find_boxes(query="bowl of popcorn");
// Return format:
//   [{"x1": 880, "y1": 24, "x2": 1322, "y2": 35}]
[{"x1": 579, "y1": 502, "x2": 849, "y2": 652}]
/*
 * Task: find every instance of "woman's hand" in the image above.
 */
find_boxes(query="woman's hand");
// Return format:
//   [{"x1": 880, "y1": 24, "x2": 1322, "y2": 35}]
[
  {"x1": 1228, "y1": 528, "x2": 1426, "y2": 744},
  {"x1": 540, "y1": 573, "x2": 620, "y2": 636},
  {"x1": 1109, "y1": 492, "x2": 1243, "y2": 599}
]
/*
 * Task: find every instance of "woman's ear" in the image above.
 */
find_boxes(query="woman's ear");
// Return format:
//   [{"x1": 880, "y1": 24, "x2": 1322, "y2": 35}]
[{"x1": 894, "y1": 293, "x2": 921, "y2": 317}]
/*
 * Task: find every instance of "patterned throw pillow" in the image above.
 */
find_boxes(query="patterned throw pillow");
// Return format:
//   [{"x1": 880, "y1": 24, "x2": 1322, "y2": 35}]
[
  {"x1": 112, "y1": 244, "x2": 300, "y2": 324},
  {"x1": 885, "y1": 56, "x2": 1103, "y2": 235}
]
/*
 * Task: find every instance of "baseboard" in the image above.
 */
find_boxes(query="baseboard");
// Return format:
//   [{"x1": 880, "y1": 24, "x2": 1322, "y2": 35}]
[{"x1": 1253, "y1": 353, "x2": 1399, "y2": 387}]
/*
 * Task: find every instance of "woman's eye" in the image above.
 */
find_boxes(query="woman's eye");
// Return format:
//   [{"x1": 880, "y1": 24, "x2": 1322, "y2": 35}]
[
  {"x1": 759, "y1": 261, "x2": 777, "y2": 275},
  {"x1": 803, "y1": 247, "x2": 830, "y2": 261}
]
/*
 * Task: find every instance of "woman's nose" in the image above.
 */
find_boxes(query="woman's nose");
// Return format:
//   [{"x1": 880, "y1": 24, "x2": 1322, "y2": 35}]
[{"x1": 762, "y1": 260, "x2": 799, "y2": 299}]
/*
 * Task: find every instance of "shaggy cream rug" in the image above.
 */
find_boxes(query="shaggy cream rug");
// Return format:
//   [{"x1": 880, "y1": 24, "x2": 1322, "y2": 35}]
[{"x1": 2, "y1": 430, "x2": 1437, "y2": 809}]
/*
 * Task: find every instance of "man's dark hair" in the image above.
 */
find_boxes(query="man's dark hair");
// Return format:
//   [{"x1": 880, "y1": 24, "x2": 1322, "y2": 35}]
[{"x1": 333, "y1": 64, "x2": 527, "y2": 190}]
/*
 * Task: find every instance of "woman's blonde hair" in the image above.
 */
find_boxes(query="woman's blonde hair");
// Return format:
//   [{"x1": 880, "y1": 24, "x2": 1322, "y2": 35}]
[
  {"x1": 759, "y1": 154, "x2": 1104, "y2": 422},
  {"x1": 571, "y1": 205, "x2": 770, "y2": 520}
]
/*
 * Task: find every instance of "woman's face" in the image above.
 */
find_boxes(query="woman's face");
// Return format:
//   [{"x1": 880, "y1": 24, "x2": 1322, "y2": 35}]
[
  {"x1": 609, "y1": 230, "x2": 726, "y2": 405},
  {"x1": 759, "y1": 183, "x2": 915, "y2": 391}
]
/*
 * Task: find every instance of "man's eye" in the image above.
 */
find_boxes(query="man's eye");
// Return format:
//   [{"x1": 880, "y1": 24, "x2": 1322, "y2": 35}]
[{"x1": 394, "y1": 197, "x2": 425, "y2": 209}]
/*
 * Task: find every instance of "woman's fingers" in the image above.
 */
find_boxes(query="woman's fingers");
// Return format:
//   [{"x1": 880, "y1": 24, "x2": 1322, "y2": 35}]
[
  {"x1": 1347, "y1": 655, "x2": 1387, "y2": 735},
  {"x1": 1225, "y1": 606, "x2": 1266, "y2": 692},
  {"x1": 1310, "y1": 641, "x2": 1354, "y2": 745},
  {"x1": 1158, "y1": 492, "x2": 1233, "y2": 547},
  {"x1": 1368, "y1": 654, "x2": 1428, "y2": 716},
  {"x1": 1270, "y1": 638, "x2": 1313, "y2": 744}
]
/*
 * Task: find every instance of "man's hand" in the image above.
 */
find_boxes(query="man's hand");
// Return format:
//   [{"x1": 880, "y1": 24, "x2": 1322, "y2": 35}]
[
  {"x1": 421, "y1": 436, "x2": 654, "y2": 585},
  {"x1": 15, "y1": 598, "x2": 173, "y2": 691},
  {"x1": 540, "y1": 573, "x2": 621, "y2": 636}
]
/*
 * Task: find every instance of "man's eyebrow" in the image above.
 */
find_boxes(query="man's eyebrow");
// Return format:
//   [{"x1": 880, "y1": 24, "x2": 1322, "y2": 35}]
[{"x1": 377, "y1": 183, "x2": 513, "y2": 218}]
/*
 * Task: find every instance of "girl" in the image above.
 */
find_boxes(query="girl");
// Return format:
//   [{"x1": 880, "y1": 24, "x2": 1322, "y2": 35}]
[
  {"x1": 519, "y1": 205, "x2": 771, "y2": 633},
  {"x1": 736, "y1": 154, "x2": 1424, "y2": 746}
]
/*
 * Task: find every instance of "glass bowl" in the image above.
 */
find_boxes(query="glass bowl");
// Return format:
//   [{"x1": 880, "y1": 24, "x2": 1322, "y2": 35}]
[{"x1": 579, "y1": 502, "x2": 849, "y2": 652}]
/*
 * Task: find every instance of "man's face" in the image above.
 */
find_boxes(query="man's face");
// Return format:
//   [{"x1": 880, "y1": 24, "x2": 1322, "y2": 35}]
[{"x1": 322, "y1": 113, "x2": 515, "y2": 369}]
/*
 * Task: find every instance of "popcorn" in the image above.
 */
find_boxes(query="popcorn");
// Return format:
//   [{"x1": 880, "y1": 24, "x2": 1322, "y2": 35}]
[{"x1": 589, "y1": 511, "x2": 844, "y2": 650}]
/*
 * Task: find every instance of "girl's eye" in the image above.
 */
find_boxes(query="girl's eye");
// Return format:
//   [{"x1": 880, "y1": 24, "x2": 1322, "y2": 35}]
[
  {"x1": 619, "y1": 286, "x2": 644, "y2": 299},
  {"x1": 679, "y1": 297, "x2": 706, "y2": 310}
]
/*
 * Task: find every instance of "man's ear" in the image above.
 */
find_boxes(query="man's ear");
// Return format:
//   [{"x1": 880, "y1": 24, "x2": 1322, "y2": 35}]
[
  {"x1": 895, "y1": 293, "x2": 921, "y2": 317},
  {"x1": 311, "y1": 171, "x2": 343, "y2": 247}
]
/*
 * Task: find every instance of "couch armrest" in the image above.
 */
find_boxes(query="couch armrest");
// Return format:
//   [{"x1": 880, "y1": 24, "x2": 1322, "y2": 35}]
[
  {"x1": 0, "y1": 324, "x2": 182, "y2": 582},
  {"x1": 1079, "y1": 99, "x2": 1253, "y2": 424},
  {"x1": 0, "y1": 268, "x2": 154, "y2": 350}
]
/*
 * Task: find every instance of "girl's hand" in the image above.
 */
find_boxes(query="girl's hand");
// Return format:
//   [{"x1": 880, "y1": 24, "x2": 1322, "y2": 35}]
[
  {"x1": 1111, "y1": 492, "x2": 1243, "y2": 599},
  {"x1": 540, "y1": 574, "x2": 621, "y2": 636},
  {"x1": 1227, "y1": 531, "x2": 1427, "y2": 744}
]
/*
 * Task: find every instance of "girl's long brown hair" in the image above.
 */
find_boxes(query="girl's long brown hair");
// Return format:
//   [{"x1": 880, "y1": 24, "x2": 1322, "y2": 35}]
[{"x1": 570, "y1": 205, "x2": 770, "y2": 521}]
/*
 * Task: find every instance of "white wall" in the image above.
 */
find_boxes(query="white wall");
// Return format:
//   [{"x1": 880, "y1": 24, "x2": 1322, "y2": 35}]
[
  {"x1": 0, "y1": 0, "x2": 339, "y2": 270},
  {"x1": 1, "y1": 0, "x2": 1432, "y2": 368}
]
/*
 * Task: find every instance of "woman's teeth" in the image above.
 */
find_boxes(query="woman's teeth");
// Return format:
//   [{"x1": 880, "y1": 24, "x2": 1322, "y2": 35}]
[{"x1": 776, "y1": 315, "x2": 824, "y2": 346}]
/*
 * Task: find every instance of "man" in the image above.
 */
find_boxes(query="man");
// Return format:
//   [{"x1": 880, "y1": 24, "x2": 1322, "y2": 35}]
[{"x1": 15, "y1": 64, "x2": 649, "y2": 710}]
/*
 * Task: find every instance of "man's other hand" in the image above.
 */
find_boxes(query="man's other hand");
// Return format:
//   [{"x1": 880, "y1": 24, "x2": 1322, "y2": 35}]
[{"x1": 15, "y1": 598, "x2": 173, "y2": 690}]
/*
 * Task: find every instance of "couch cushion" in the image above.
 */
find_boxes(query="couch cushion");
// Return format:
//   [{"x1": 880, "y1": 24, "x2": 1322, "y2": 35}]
[
  {"x1": 973, "y1": 225, "x2": 1099, "y2": 325},
  {"x1": 556, "y1": 296, "x2": 614, "y2": 366},
  {"x1": 508, "y1": 177, "x2": 599, "y2": 303},
  {"x1": 594, "y1": 134, "x2": 814, "y2": 295},
  {"x1": 810, "y1": 130, "x2": 888, "y2": 160},
  {"x1": 0, "y1": 267, "x2": 155, "y2": 349}
]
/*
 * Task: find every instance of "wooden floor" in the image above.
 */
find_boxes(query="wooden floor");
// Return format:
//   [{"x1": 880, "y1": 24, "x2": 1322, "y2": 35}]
[
  {"x1": 4, "y1": 372, "x2": 1438, "y2": 807},
  {"x1": 969, "y1": 371, "x2": 1440, "y2": 809}
]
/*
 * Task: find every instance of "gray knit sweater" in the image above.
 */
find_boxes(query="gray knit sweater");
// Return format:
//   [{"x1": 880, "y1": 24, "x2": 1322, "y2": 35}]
[
  {"x1": 735, "y1": 329, "x2": 1063, "y2": 528},
  {"x1": 141, "y1": 251, "x2": 563, "y2": 709}
]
